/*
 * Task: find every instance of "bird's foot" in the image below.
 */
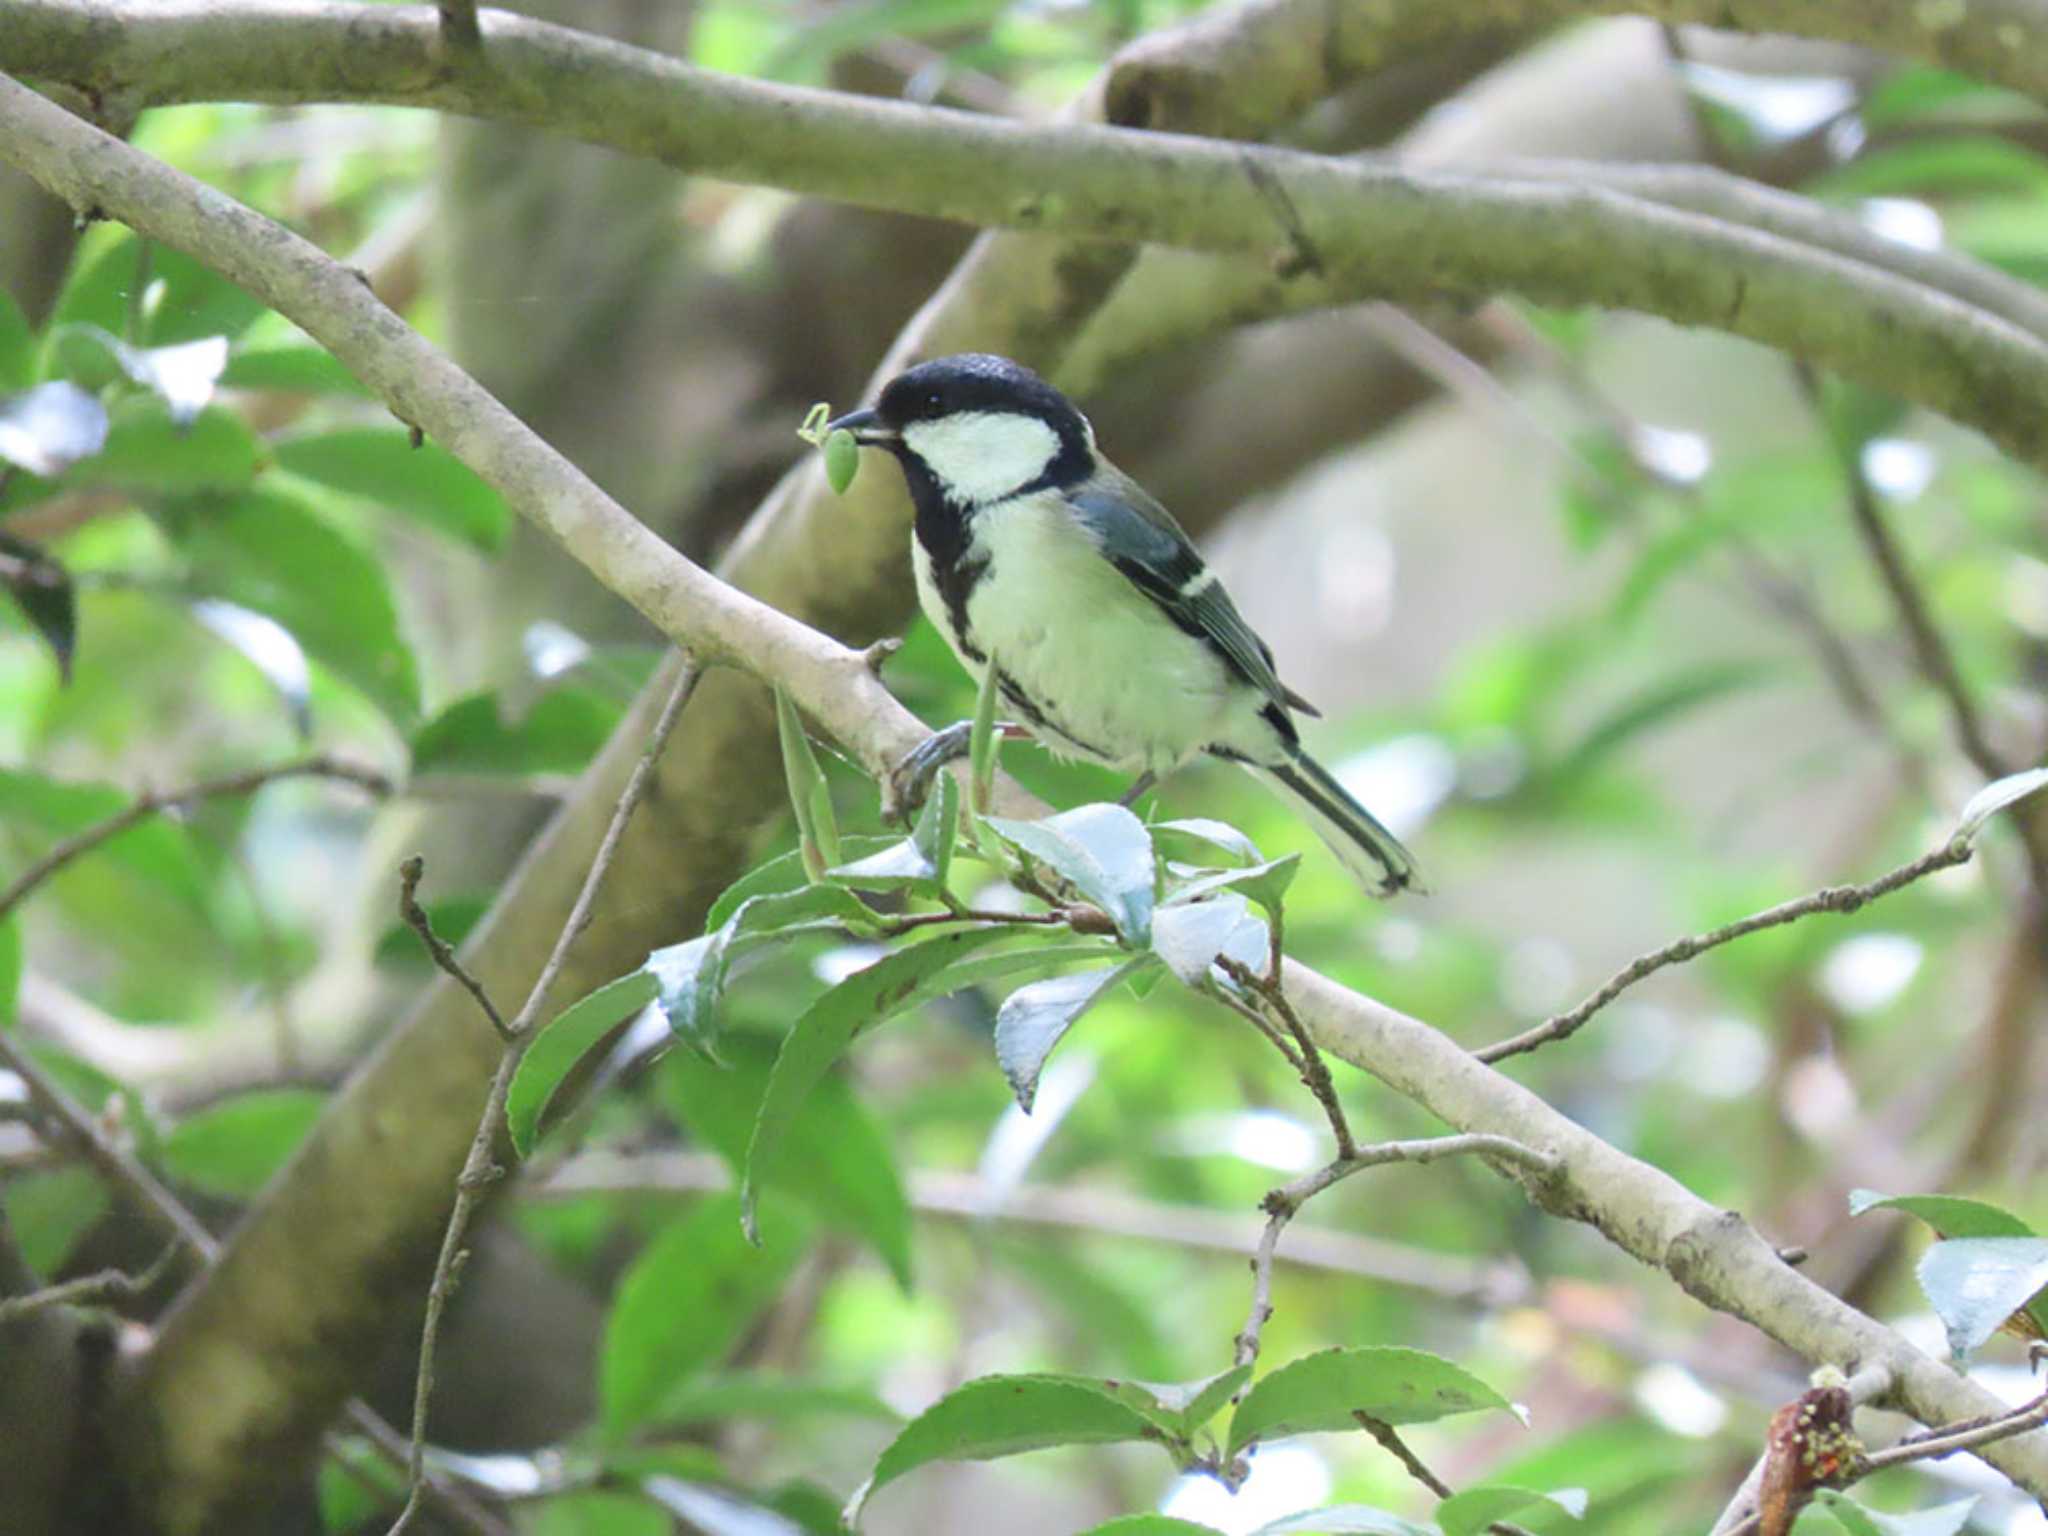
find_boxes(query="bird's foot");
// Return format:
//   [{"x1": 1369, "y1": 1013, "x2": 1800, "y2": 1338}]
[
  {"x1": 1117, "y1": 771, "x2": 1157, "y2": 810},
  {"x1": 884, "y1": 720, "x2": 1027, "y2": 822}
]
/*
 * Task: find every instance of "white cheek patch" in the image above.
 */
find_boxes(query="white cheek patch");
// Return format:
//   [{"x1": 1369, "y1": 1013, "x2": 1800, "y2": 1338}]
[{"x1": 903, "y1": 411, "x2": 1062, "y2": 504}]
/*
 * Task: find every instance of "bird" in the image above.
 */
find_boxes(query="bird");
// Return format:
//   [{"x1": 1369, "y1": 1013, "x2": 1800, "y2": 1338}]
[{"x1": 826, "y1": 352, "x2": 1418, "y2": 897}]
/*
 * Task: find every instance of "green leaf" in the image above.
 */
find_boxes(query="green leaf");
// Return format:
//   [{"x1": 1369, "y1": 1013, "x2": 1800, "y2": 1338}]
[
  {"x1": 849, "y1": 1374, "x2": 1162, "y2": 1524},
  {"x1": 1955, "y1": 765, "x2": 2048, "y2": 844},
  {"x1": 703, "y1": 837, "x2": 900, "y2": 932},
  {"x1": 0, "y1": 289, "x2": 31, "y2": 391},
  {"x1": 65, "y1": 396, "x2": 258, "y2": 494},
  {"x1": 1166, "y1": 854, "x2": 1299, "y2": 917},
  {"x1": 47, "y1": 233, "x2": 267, "y2": 350},
  {"x1": 160, "y1": 1088, "x2": 327, "y2": 1199},
  {"x1": 600, "y1": 1194, "x2": 811, "y2": 1433},
  {"x1": 170, "y1": 487, "x2": 421, "y2": 725},
  {"x1": 1249, "y1": 1510, "x2": 1434, "y2": 1536},
  {"x1": 1814, "y1": 1491, "x2": 1977, "y2": 1536},
  {"x1": 1436, "y1": 1487, "x2": 1585, "y2": 1536},
  {"x1": 824, "y1": 428, "x2": 861, "y2": 494},
  {"x1": 0, "y1": 529, "x2": 76, "y2": 681},
  {"x1": 1811, "y1": 135, "x2": 2048, "y2": 198},
  {"x1": 994, "y1": 957, "x2": 1153, "y2": 1112},
  {"x1": 742, "y1": 928, "x2": 1009, "y2": 1243},
  {"x1": 408, "y1": 688, "x2": 622, "y2": 777},
  {"x1": 903, "y1": 941, "x2": 1124, "y2": 1005},
  {"x1": 1073, "y1": 1522, "x2": 1225, "y2": 1536},
  {"x1": 1551, "y1": 660, "x2": 1775, "y2": 786},
  {"x1": 529, "y1": 1491, "x2": 670, "y2": 1536},
  {"x1": 648, "y1": 1372, "x2": 900, "y2": 1430},
  {"x1": 221, "y1": 341, "x2": 370, "y2": 398},
  {"x1": 1916, "y1": 1236, "x2": 2048, "y2": 1356},
  {"x1": 826, "y1": 774, "x2": 956, "y2": 894},
  {"x1": 645, "y1": 931, "x2": 733, "y2": 1057},
  {"x1": 2, "y1": 1166, "x2": 107, "y2": 1275},
  {"x1": 1227, "y1": 1347, "x2": 1514, "y2": 1457},
  {"x1": 1152, "y1": 893, "x2": 1259, "y2": 985},
  {"x1": 53, "y1": 326, "x2": 227, "y2": 425},
  {"x1": 0, "y1": 381, "x2": 108, "y2": 477},
  {"x1": 983, "y1": 802, "x2": 1157, "y2": 942},
  {"x1": 1848, "y1": 1189, "x2": 2034, "y2": 1238},
  {"x1": 1175, "y1": 1364, "x2": 1254, "y2": 1435},
  {"x1": 273, "y1": 428, "x2": 511, "y2": 552},
  {"x1": 1152, "y1": 818, "x2": 1265, "y2": 867},
  {"x1": 663, "y1": 1036, "x2": 913, "y2": 1288},
  {"x1": 505, "y1": 970, "x2": 661, "y2": 1157},
  {"x1": 775, "y1": 687, "x2": 839, "y2": 874},
  {"x1": 1108, "y1": 1365, "x2": 1253, "y2": 1439}
]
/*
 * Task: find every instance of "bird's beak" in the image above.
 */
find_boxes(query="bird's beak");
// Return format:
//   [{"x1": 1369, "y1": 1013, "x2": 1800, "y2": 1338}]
[{"x1": 826, "y1": 406, "x2": 895, "y2": 446}]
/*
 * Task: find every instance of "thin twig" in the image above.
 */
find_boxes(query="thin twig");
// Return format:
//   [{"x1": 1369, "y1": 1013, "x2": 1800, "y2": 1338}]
[
  {"x1": 399, "y1": 856, "x2": 511, "y2": 1042},
  {"x1": 0, "y1": 754, "x2": 394, "y2": 921},
  {"x1": 1353, "y1": 1411, "x2": 1538, "y2": 1536},
  {"x1": 388, "y1": 661, "x2": 698, "y2": 1535},
  {"x1": 1218, "y1": 956, "x2": 1354, "y2": 1158},
  {"x1": 1792, "y1": 359, "x2": 2008, "y2": 782},
  {"x1": 1863, "y1": 1385, "x2": 2048, "y2": 1472},
  {"x1": 0, "y1": 1240, "x2": 180, "y2": 1324},
  {"x1": 1478, "y1": 836, "x2": 1974, "y2": 1064},
  {"x1": 1233, "y1": 1134, "x2": 1553, "y2": 1369}
]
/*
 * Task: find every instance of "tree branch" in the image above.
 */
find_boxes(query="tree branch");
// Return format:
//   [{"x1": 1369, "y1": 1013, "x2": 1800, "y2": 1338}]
[
  {"x1": 14, "y1": 12, "x2": 2048, "y2": 471},
  {"x1": 0, "y1": 754, "x2": 393, "y2": 922},
  {"x1": 1477, "y1": 835, "x2": 1974, "y2": 1064}
]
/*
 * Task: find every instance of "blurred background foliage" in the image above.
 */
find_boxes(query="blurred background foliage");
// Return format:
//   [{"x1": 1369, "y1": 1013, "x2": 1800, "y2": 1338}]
[{"x1": 4, "y1": 2, "x2": 2048, "y2": 1534}]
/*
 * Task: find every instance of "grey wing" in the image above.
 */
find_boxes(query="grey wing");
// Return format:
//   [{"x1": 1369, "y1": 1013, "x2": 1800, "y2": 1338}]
[{"x1": 1065, "y1": 467, "x2": 1318, "y2": 719}]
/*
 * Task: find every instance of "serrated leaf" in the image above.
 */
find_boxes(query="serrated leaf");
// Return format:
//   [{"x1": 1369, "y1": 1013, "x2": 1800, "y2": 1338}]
[
  {"x1": 1436, "y1": 1486, "x2": 1584, "y2": 1536},
  {"x1": 0, "y1": 528, "x2": 75, "y2": 681},
  {"x1": 1151, "y1": 894, "x2": 1257, "y2": 985},
  {"x1": 1227, "y1": 1347, "x2": 1513, "y2": 1457},
  {"x1": 824, "y1": 429, "x2": 860, "y2": 494},
  {"x1": 742, "y1": 929, "x2": 1009, "y2": 1243},
  {"x1": 600, "y1": 1195, "x2": 810, "y2": 1432},
  {"x1": 409, "y1": 688, "x2": 621, "y2": 777},
  {"x1": 273, "y1": 428, "x2": 511, "y2": 552},
  {"x1": 775, "y1": 687, "x2": 839, "y2": 872},
  {"x1": 849, "y1": 1374, "x2": 1161, "y2": 1525},
  {"x1": 1815, "y1": 1491, "x2": 1977, "y2": 1536},
  {"x1": 995, "y1": 957, "x2": 1152, "y2": 1113},
  {"x1": 505, "y1": 971, "x2": 661, "y2": 1156},
  {"x1": 0, "y1": 381, "x2": 108, "y2": 476},
  {"x1": 983, "y1": 802, "x2": 1156, "y2": 942},
  {"x1": 1848, "y1": 1189, "x2": 2034, "y2": 1237},
  {"x1": 1250, "y1": 1510, "x2": 1434, "y2": 1536},
  {"x1": 170, "y1": 487, "x2": 420, "y2": 724},
  {"x1": 1152, "y1": 818, "x2": 1265, "y2": 866},
  {"x1": 1917, "y1": 1236, "x2": 2048, "y2": 1355},
  {"x1": 1956, "y1": 766, "x2": 2048, "y2": 844},
  {"x1": 1115, "y1": 1365, "x2": 1252, "y2": 1438},
  {"x1": 160, "y1": 1087, "x2": 327, "y2": 1199},
  {"x1": 662, "y1": 1036, "x2": 912, "y2": 1289}
]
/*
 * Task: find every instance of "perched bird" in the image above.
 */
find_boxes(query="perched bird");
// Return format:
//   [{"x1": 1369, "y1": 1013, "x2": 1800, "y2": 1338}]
[{"x1": 828, "y1": 353, "x2": 1418, "y2": 896}]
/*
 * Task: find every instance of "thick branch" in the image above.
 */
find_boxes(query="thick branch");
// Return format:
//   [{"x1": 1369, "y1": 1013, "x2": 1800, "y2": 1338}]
[{"x1": 13, "y1": 12, "x2": 2048, "y2": 471}]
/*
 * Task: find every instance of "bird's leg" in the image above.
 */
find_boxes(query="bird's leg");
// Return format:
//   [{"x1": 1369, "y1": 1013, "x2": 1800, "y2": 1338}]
[
  {"x1": 1118, "y1": 771, "x2": 1157, "y2": 809},
  {"x1": 886, "y1": 720, "x2": 1028, "y2": 822}
]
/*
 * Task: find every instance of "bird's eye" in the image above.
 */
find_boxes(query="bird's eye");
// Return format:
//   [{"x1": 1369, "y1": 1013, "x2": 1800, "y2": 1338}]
[{"x1": 925, "y1": 392, "x2": 942, "y2": 410}]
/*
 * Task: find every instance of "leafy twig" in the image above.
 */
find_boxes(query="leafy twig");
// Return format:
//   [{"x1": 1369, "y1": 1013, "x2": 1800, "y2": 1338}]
[
  {"x1": 1477, "y1": 837, "x2": 1974, "y2": 1064},
  {"x1": 0, "y1": 753, "x2": 394, "y2": 921},
  {"x1": 388, "y1": 662, "x2": 698, "y2": 1535},
  {"x1": 398, "y1": 856, "x2": 511, "y2": 1042}
]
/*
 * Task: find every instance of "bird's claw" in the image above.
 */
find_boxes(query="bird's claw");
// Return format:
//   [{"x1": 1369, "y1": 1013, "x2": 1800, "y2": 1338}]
[{"x1": 884, "y1": 722, "x2": 978, "y2": 824}]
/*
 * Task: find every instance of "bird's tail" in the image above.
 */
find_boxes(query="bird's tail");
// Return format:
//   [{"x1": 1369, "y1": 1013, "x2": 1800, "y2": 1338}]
[{"x1": 1253, "y1": 751, "x2": 1421, "y2": 898}]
